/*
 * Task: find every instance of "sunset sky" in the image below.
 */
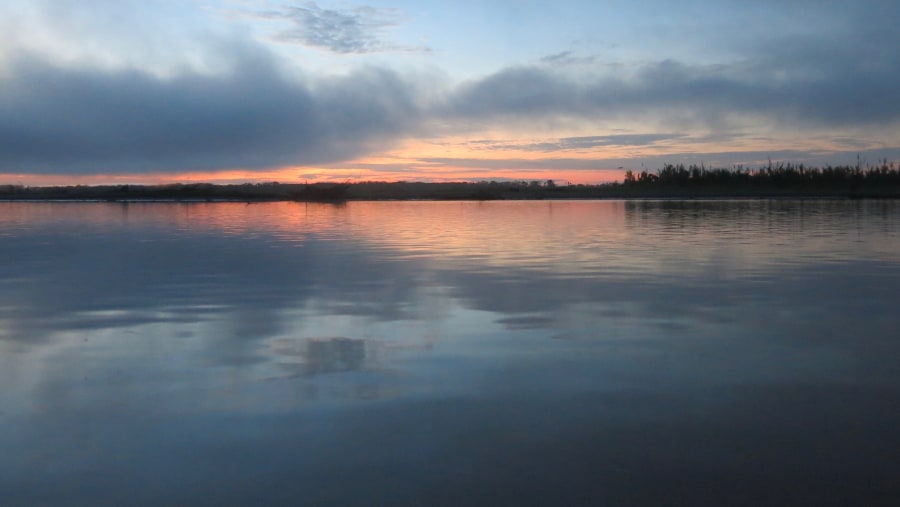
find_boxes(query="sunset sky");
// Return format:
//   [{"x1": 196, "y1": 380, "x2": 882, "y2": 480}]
[{"x1": 1, "y1": 0, "x2": 899, "y2": 185}]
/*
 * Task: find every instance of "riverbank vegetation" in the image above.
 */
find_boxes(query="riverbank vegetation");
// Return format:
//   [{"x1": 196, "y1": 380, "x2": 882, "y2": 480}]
[{"x1": 2, "y1": 161, "x2": 899, "y2": 201}]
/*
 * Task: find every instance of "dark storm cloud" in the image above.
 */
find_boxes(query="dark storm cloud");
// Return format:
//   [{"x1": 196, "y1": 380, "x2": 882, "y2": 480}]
[
  {"x1": 270, "y1": 2, "x2": 428, "y2": 54},
  {"x1": 0, "y1": 46, "x2": 419, "y2": 174}
]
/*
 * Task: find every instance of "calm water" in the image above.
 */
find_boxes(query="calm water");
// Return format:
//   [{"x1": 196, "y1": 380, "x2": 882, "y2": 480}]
[{"x1": 1, "y1": 200, "x2": 898, "y2": 506}]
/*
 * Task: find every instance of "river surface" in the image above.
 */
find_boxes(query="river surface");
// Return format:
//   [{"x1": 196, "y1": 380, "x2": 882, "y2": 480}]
[{"x1": 1, "y1": 200, "x2": 898, "y2": 506}]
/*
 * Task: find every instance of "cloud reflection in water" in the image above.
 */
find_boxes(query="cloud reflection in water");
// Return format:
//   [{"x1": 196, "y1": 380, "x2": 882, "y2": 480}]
[{"x1": 1, "y1": 200, "x2": 899, "y2": 506}]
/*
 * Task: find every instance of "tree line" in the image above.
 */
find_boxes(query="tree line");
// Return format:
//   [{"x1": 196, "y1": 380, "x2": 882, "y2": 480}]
[{"x1": 623, "y1": 160, "x2": 900, "y2": 189}]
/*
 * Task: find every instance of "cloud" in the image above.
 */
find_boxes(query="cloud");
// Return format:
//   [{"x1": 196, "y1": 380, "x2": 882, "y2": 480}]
[
  {"x1": 0, "y1": 44, "x2": 422, "y2": 174},
  {"x1": 418, "y1": 146, "x2": 900, "y2": 173},
  {"x1": 538, "y1": 51, "x2": 596, "y2": 66},
  {"x1": 269, "y1": 2, "x2": 429, "y2": 54},
  {"x1": 474, "y1": 134, "x2": 687, "y2": 153},
  {"x1": 2, "y1": 0, "x2": 899, "y2": 177},
  {"x1": 444, "y1": 52, "x2": 900, "y2": 130}
]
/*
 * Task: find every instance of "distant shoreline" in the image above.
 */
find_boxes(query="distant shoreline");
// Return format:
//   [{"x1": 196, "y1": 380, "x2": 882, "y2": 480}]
[
  {"x1": 1, "y1": 183, "x2": 898, "y2": 202},
  {"x1": 4, "y1": 163, "x2": 899, "y2": 202}
]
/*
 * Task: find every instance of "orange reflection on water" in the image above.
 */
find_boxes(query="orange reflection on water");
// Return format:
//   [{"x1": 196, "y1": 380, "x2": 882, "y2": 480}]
[
  {"x1": 0, "y1": 201, "x2": 634, "y2": 274},
  {"x1": 7, "y1": 200, "x2": 892, "y2": 278}
]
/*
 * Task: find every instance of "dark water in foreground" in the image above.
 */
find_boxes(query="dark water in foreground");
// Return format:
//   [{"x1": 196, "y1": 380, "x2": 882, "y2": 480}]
[{"x1": 1, "y1": 200, "x2": 898, "y2": 506}]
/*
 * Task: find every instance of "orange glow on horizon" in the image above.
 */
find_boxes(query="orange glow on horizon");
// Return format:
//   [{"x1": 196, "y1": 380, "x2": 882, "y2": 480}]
[
  {"x1": 1, "y1": 165, "x2": 625, "y2": 187},
  {"x1": 0, "y1": 132, "x2": 636, "y2": 186}
]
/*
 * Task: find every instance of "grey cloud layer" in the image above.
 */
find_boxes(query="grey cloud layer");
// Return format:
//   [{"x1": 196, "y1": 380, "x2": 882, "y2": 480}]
[
  {"x1": 0, "y1": 48, "x2": 419, "y2": 174},
  {"x1": 451, "y1": 1, "x2": 900, "y2": 129},
  {"x1": 447, "y1": 55, "x2": 900, "y2": 128}
]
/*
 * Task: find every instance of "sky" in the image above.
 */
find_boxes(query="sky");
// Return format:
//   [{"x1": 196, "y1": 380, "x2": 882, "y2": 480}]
[{"x1": 1, "y1": 0, "x2": 899, "y2": 185}]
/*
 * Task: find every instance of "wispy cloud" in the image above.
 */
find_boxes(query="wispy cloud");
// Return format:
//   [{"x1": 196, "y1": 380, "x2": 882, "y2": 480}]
[
  {"x1": 268, "y1": 2, "x2": 429, "y2": 54},
  {"x1": 417, "y1": 147, "x2": 900, "y2": 173},
  {"x1": 473, "y1": 134, "x2": 687, "y2": 153},
  {"x1": 539, "y1": 51, "x2": 596, "y2": 66}
]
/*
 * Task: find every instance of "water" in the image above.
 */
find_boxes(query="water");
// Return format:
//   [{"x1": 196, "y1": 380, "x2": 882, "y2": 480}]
[{"x1": 1, "y1": 200, "x2": 898, "y2": 506}]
